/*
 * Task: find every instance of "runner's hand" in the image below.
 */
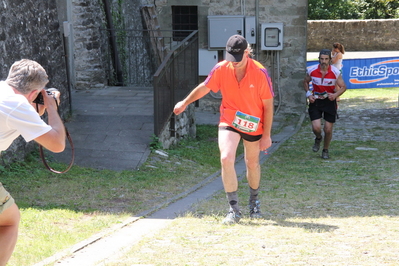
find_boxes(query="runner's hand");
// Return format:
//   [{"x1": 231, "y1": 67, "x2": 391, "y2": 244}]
[
  {"x1": 173, "y1": 101, "x2": 187, "y2": 115},
  {"x1": 327, "y1": 93, "x2": 337, "y2": 101},
  {"x1": 259, "y1": 136, "x2": 272, "y2": 151}
]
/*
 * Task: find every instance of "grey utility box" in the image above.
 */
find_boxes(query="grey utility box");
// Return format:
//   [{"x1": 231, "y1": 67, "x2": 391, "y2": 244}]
[
  {"x1": 261, "y1": 23, "x2": 284, "y2": 50},
  {"x1": 245, "y1": 16, "x2": 256, "y2": 44},
  {"x1": 208, "y1": 15, "x2": 244, "y2": 49},
  {"x1": 198, "y1": 49, "x2": 218, "y2": 76}
]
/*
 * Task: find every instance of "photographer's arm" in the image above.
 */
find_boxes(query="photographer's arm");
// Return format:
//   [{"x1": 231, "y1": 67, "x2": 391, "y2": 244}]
[{"x1": 34, "y1": 92, "x2": 66, "y2": 153}]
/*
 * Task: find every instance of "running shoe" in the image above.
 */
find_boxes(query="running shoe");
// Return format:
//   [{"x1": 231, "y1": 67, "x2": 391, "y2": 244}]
[
  {"x1": 249, "y1": 200, "x2": 263, "y2": 219},
  {"x1": 322, "y1": 149, "x2": 329, "y2": 159},
  {"x1": 222, "y1": 210, "x2": 242, "y2": 224},
  {"x1": 312, "y1": 137, "x2": 322, "y2": 152}
]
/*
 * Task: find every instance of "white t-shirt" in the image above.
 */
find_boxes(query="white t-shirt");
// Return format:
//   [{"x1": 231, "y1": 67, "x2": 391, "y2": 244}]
[
  {"x1": 0, "y1": 81, "x2": 52, "y2": 151},
  {"x1": 331, "y1": 53, "x2": 343, "y2": 71},
  {"x1": 332, "y1": 59, "x2": 343, "y2": 71}
]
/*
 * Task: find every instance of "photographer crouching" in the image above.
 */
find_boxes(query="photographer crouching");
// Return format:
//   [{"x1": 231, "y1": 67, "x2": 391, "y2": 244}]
[{"x1": 0, "y1": 59, "x2": 66, "y2": 266}]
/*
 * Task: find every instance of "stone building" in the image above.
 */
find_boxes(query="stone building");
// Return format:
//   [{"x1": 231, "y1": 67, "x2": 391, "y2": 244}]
[
  {"x1": 66, "y1": 0, "x2": 308, "y2": 108},
  {"x1": 1, "y1": 0, "x2": 309, "y2": 161},
  {"x1": 152, "y1": 0, "x2": 308, "y2": 113}
]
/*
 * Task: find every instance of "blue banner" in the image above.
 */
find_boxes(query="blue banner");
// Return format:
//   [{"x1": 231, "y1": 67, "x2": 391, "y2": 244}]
[{"x1": 307, "y1": 57, "x2": 399, "y2": 89}]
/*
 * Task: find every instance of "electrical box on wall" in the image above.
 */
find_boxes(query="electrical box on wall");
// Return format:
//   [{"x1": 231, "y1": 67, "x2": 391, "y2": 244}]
[
  {"x1": 198, "y1": 49, "x2": 218, "y2": 76},
  {"x1": 261, "y1": 23, "x2": 283, "y2": 50},
  {"x1": 208, "y1": 15, "x2": 244, "y2": 49},
  {"x1": 244, "y1": 17, "x2": 256, "y2": 44}
]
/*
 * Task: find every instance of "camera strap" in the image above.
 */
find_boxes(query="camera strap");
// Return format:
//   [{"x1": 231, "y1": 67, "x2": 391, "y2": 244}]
[
  {"x1": 39, "y1": 129, "x2": 74, "y2": 174},
  {"x1": 35, "y1": 99, "x2": 75, "y2": 174}
]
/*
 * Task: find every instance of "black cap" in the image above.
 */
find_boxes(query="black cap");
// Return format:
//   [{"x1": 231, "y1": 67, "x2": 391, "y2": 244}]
[
  {"x1": 319, "y1": 49, "x2": 331, "y2": 58},
  {"x1": 225, "y1": 35, "x2": 248, "y2": 62}
]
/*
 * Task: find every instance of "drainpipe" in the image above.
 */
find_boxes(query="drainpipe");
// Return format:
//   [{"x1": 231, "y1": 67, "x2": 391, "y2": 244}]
[
  {"x1": 255, "y1": 0, "x2": 259, "y2": 60},
  {"x1": 102, "y1": 0, "x2": 124, "y2": 85},
  {"x1": 62, "y1": 33, "x2": 72, "y2": 113}
]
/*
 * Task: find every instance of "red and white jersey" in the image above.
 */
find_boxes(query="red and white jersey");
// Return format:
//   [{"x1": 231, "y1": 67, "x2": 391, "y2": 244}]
[{"x1": 307, "y1": 64, "x2": 340, "y2": 93}]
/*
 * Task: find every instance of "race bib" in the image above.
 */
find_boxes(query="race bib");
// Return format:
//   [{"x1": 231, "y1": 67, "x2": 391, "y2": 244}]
[
  {"x1": 232, "y1": 111, "x2": 260, "y2": 133},
  {"x1": 314, "y1": 91, "x2": 328, "y2": 99}
]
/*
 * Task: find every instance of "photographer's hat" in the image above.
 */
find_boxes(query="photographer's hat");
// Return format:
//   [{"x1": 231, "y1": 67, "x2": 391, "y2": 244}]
[{"x1": 225, "y1": 35, "x2": 248, "y2": 62}]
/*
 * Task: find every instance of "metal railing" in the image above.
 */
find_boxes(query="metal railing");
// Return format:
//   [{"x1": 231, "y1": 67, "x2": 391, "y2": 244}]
[
  {"x1": 153, "y1": 31, "x2": 199, "y2": 136},
  {"x1": 100, "y1": 29, "x2": 193, "y2": 86},
  {"x1": 100, "y1": 29, "x2": 199, "y2": 136}
]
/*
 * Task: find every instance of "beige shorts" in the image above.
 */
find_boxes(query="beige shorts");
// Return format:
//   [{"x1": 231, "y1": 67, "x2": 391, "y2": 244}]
[{"x1": 0, "y1": 182, "x2": 15, "y2": 214}]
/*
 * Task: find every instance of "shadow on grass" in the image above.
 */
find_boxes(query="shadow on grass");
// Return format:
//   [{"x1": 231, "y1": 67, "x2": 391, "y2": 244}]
[{"x1": 271, "y1": 219, "x2": 339, "y2": 233}]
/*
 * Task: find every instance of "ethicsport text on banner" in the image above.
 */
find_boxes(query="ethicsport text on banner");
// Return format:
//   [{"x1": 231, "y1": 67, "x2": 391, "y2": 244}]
[{"x1": 307, "y1": 57, "x2": 399, "y2": 89}]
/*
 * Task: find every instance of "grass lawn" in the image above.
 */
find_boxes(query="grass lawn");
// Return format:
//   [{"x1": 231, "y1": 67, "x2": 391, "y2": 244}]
[
  {"x1": 105, "y1": 87, "x2": 399, "y2": 266},
  {"x1": 3, "y1": 87, "x2": 399, "y2": 265},
  {"x1": 2, "y1": 124, "x2": 224, "y2": 266}
]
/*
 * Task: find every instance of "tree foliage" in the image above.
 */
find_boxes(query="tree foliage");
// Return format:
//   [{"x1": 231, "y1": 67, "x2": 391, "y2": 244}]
[
  {"x1": 356, "y1": 0, "x2": 399, "y2": 19},
  {"x1": 308, "y1": 0, "x2": 399, "y2": 20}
]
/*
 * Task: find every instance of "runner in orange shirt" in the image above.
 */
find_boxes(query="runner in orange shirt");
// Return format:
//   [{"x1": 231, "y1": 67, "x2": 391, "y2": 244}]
[{"x1": 174, "y1": 35, "x2": 274, "y2": 224}]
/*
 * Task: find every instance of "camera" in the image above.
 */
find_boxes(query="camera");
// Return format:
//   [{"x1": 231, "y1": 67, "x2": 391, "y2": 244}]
[{"x1": 33, "y1": 88, "x2": 59, "y2": 105}]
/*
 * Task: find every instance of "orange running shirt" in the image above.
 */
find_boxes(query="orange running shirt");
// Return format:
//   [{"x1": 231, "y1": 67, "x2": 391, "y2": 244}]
[{"x1": 204, "y1": 59, "x2": 274, "y2": 136}]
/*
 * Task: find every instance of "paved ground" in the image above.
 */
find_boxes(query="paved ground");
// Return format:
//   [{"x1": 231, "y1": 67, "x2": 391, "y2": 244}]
[
  {"x1": 54, "y1": 86, "x2": 154, "y2": 171},
  {"x1": 333, "y1": 101, "x2": 399, "y2": 143},
  {"x1": 55, "y1": 86, "x2": 223, "y2": 172}
]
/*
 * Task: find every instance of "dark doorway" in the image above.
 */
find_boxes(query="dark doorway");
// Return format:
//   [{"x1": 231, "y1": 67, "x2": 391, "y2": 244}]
[{"x1": 172, "y1": 6, "x2": 198, "y2": 41}]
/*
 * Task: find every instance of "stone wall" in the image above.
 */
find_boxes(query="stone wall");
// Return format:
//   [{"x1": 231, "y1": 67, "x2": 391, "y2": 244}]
[
  {"x1": 0, "y1": 0, "x2": 70, "y2": 163},
  {"x1": 70, "y1": 0, "x2": 147, "y2": 90},
  {"x1": 307, "y1": 19, "x2": 399, "y2": 52},
  {"x1": 72, "y1": 0, "x2": 108, "y2": 89},
  {"x1": 0, "y1": 1, "x2": 68, "y2": 97},
  {"x1": 158, "y1": 104, "x2": 196, "y2": 149}
]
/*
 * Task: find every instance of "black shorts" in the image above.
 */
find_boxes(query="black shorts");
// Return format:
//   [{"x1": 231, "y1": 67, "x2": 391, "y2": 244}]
[
  {"x1": 219, "y1": 126, "x2": 262, "y2": 142},
  {"x1": 308, "y1": 99, "x2": 337, "y2": 123}
]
